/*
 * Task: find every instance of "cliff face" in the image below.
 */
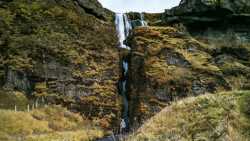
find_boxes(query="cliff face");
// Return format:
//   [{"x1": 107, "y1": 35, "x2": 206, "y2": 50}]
[
  {"x1": 167, "y1": 0, "x2": 250, "y2": 15},
  {"x1": 128, "y1": 0, "x2": 250, "y2": 125},
  {"x1": 163, "y1": 0, "x2": 250, "y2": 30},
  {"x1": 0, "y1": 0, "x2": 120, "y2": 129},
  {"x1": 1, "y1": 0, "x2": 250, "y2": 134}
]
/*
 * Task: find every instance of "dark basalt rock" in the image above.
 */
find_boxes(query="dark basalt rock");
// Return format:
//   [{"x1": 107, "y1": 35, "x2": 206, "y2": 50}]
[
  {"x1": 167, "y1": 0, "x2": 250, "y2": 16},
  {"x1": 3, "y1": 69, "x2": 32, "y2": 94},
  {"x1": 76, "y1": 0, "x2": 106, "y2": 20},
  {"x1": 162, "y1": 0, "x2": 250, "y2": 28}
]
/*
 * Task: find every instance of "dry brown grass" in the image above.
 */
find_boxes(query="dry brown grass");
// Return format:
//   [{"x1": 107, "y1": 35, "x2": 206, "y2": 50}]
[
  {"x1": 0, "y1": 105, "x2": 104, "y2": 141},
  {"x1": 128, "y1": 91, "x2": 250, "y2": 141}
]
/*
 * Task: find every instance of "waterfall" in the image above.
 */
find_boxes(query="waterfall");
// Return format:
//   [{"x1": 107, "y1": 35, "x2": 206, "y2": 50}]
[
  {"x1": 115, "y1": 13, "x2": 131, "y2": 131},
  {"x1": 140, "y1": 13, "x2": 148, "y2": 26},
  {"x1": 123, "y1": 61, "x2": 128, "y2": 76},
  {"x1": 115, "y1": 13, "x2": 132, "y2": 49},
  {"x1": 115, "y1": 13, "x2": 146, "y2": 131}
]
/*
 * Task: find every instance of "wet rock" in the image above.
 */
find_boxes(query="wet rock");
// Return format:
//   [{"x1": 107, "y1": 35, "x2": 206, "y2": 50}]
[
  {"x1": 162, "y1": 49, "x2": 191, "y2": 67},
  {"x1": 3, "y1": 69, "x2": 31, "y2": 94},
  {"x1": 192, "y1": 80, "x2": 206, "y2": 95},
  {"x1": 131, "y1": 20, "x2": 145, "y2": 29}
]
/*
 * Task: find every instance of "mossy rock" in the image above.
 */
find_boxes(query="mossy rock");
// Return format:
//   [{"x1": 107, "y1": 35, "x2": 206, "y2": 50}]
[
  {"x1": 128, "y1": 25, "x2": 250, "y2": 125},
  {"x1": 239, "y1": 91, "x2": 250, "y2": 118}
]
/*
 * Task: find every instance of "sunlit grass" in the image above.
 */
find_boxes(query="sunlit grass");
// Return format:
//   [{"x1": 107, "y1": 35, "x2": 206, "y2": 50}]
[
  {"x1": 0, "y1": 105, "x2": 104, "y2": 141},
  {"x1": 128, "y1": 91, "x2": 250, "y2": 141}
]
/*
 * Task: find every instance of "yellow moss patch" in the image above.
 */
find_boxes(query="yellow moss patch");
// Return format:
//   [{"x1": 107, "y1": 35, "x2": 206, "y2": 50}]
[{"x1": 145, "y1": 57, "x2": 169, "y2": 84}]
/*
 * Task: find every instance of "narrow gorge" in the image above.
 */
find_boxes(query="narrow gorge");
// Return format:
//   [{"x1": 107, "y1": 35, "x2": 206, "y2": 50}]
[
  {"x1": 115, "y1": 13, "x2": 131, "y2": 130},
  {"x1": 0, "y1": 0, "x2": 250, "y2": 140},
  {"x1": 115, "y1": 13, "x2": 147, "y2": 131}
]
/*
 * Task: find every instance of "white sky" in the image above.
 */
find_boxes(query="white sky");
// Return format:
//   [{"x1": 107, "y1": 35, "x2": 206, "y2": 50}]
[{"x1": 98, "y1": 0, "x2": 181, "y2": 13}]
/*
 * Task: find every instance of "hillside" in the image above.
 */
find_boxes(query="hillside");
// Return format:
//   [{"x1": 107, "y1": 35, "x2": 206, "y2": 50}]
[
  {"x1": 0, "y1": 0, "x2": 250, "y2": 140},
  {"x1": 0, "y1": 0, "x2": 121, "y2": 130},
  {"x1": 127, "y1": 25, "x2": 250, "y2": 125},
  {"x1": 128, "y1": 91, "x2": 250, "y2": 141},
  {"x1": 126, "y1": 0, "x2": 250, "y2": 126},
  {"x1": 0, "y1": 105, "x2": 104, "y2": 141}
]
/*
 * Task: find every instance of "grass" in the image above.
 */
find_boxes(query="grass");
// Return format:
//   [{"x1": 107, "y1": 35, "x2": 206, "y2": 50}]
[
  {"x1": 0, "y1": 105, "x2": 104, "y2": 141},
  {"x1": 0, "y1": 90, "x2": 29, "y2": 111},
  {"x1": 128, "y1": 91, "x2": 250, "y2": 141}
]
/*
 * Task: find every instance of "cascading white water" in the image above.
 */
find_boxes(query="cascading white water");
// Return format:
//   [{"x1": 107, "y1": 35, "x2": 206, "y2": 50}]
[
  {"x1": 115, "y1": 13, "x2": 132, "y2": 49},
  {"x1": 122, "y1": 80, "x2": 128, "y2": 118},
  {"x1": 115, "y1": 13, "x2": 147, "y2": 131},
  {"x1": 115, "y1": 13, "x2": 131, "y2": 131},
  {"x1": 140, "y1": 13, "x2": 148, "y2": 26},
  {"x1": 123, "y1": 61, "x2": 128, "y2": 76}
]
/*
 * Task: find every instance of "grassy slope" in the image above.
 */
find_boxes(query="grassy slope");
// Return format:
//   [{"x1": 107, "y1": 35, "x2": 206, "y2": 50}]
[
  {"x1": 0, "y1": 105, "x2": 104, "y2": 141},
  {"x1": 128, "y1": 91, "x2": 250, "y2": 141}
]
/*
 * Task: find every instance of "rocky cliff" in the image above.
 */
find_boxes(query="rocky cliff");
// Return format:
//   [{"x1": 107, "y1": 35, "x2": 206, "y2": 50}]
[
  {"x1": 1, "y1": 0, "x2": 250, "y2": 137},
  {"x1": 163, "y1": 0, "x2": 250, "y2": 31},
  {"x1": 127, "y1": 0, "x2": 250, "y2": 126},
  {"x1": 0, "y1": 0, "x2": 121, "y2": 129}
]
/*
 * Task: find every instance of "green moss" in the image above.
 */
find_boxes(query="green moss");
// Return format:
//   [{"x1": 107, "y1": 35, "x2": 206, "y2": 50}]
[
  {"x1": 239, "y1": 91, "x2": 250, "y2": 118},
  {"x1": 0, "y1": 8, "x2": 14, "y2": 27},
  {"x1": 220, "y1": 60, "x2": 249, "y2": 75}
]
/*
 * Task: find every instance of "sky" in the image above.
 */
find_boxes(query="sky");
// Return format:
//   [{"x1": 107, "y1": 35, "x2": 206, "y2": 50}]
[{"x1": 98, "y1": 0, "x2": 181, "y2": 13}]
